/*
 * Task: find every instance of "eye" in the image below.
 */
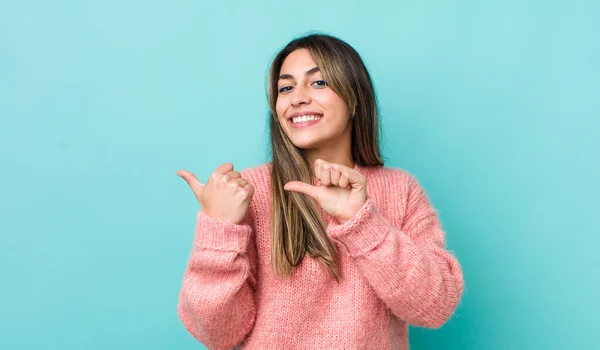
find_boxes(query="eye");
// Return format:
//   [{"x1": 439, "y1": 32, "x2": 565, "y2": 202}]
[
  {"x1": 312, "y1": 80, "x2": 327, "y2": 88},
  {"x1": 278, "y1": 86, "x2": 293, "y2": 94}
]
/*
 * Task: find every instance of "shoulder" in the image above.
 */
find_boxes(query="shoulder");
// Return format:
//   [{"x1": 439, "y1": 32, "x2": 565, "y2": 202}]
[
  {"x1": 235, "y1": 163, "x2": 272, "y2": 224},
  {"x1": 239, "y1": 162, "x2": 272, "y2": 197},
  {"x1": 361, "y1": 165, "x2": 427, "y2": 213},
  {"x1": 361, "y1": 164, "x2": 416, "y2": 188},
  {"x1": 239, "y1": 162, "x2": 271, "y2": 180}
]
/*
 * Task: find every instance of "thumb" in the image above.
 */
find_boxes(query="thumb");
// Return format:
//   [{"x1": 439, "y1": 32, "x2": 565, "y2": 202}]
[
  {"x1": 284, "y1": 181, "x2": 319, "y2": 200},
  {"x1": 176, "y1": 170, "x2": 205, "y2": 199}
]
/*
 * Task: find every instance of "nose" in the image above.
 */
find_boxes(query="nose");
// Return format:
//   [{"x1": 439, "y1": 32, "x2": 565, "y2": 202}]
[{"x1": 290, "y1": 85, "x2": 311, "y2": 106}]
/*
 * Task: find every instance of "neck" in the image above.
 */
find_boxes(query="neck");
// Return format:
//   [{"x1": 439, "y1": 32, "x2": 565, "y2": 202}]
[
  {"x1": 301, "y1": 120, "x2": 355, "y2": 172},
  {"x1": 305, "y1": 146, "x2": 354, "y2": 172}
]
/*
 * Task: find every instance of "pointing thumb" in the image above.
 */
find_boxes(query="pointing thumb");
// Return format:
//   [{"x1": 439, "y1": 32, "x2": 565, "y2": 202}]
[
  {"x1": 284, "y1": 181, "x2": 318, "y2": 200},
  {"x1": 176, "y1": 170, "x2": 205, "y2": 198}
]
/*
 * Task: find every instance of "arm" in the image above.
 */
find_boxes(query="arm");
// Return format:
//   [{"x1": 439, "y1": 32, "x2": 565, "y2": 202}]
[
  {"x1": 177, "y1": 209, "x2": 257, "y2": 349},
  {"x1": 327, "y1": 174, "x2": 464, "y2": 328}
]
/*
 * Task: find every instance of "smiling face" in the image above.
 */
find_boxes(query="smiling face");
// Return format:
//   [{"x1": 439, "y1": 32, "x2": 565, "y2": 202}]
[{"x1": 275, "y1": 48, "x2": 353, "y2": 151}]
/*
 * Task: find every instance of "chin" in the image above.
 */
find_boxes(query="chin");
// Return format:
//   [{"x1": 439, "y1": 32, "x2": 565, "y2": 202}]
[
  {"x1": 291, "y1": 141, "x2": 319, "y2": 150},
  {"x1": 290, "y1": 131, "x2": 340, "y2": 150}
]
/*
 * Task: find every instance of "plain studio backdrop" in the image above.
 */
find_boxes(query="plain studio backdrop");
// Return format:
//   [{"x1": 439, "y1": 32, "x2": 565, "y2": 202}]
[{"x1": 1, "y1": 1, "x2": 598, "y2": 349}]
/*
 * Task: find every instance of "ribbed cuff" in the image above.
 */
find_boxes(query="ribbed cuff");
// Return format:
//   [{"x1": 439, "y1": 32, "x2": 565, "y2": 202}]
[
  {"x1": 194, "y1": 210, "x2": 253, "y2": 253},
  {"x1": 327, "y1": 198, "x2": 392, "y2": 257}
]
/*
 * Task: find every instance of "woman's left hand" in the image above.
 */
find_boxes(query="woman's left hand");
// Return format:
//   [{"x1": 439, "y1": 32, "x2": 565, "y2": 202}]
[{"x1": 284, "y1": 159, "x2": 367, "y2": 224}]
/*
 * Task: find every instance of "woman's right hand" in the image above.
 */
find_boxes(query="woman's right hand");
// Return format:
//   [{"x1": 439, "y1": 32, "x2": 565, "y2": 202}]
[{"x1": 176, "y1": 163, "x2": 254, "y2": 225}]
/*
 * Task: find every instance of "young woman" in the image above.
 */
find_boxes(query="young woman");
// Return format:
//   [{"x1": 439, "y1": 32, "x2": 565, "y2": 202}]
[{"x1": 176, "y1": 34, "x2": 464, "y2": 349}]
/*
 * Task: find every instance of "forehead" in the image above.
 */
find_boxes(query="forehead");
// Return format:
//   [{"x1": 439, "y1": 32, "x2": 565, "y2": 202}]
[{"x1": 280, "y1": 48, "x2": 319, "y2": 75}]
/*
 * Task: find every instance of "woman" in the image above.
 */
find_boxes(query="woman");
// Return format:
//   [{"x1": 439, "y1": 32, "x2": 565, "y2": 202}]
[{"x1": 176, "y1": 33, "x2": 464, "y2": 349}]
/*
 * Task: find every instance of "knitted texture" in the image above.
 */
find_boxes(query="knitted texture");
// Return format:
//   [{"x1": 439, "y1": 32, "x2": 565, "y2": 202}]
[{"x1": 178, "y1": 163, "x2": 464, "y2": 349}]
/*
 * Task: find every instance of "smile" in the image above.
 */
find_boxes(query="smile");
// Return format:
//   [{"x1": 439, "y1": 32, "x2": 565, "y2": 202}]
[{"x1": 289, "y1": 114, "x2": 323, "y2": 128}]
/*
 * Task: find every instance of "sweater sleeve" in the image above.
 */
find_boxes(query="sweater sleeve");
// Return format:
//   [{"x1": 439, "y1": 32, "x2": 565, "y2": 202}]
[
  {"x1": 177, "y1": 208, "x2": 257, "y2": 349},
  {"x1": 326, "y1": 174, "x2": 464, "y2": 329}
]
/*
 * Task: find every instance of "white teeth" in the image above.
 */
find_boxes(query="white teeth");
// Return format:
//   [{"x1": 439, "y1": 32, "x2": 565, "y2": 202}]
[{"x1": 291, "y1": 115, "x2": 322, "y2": 124}]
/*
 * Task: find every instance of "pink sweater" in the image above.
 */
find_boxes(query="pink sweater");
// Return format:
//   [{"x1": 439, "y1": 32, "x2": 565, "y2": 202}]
[{"x1": 177, "y1": 162, "x2": 464, "y2": 349}]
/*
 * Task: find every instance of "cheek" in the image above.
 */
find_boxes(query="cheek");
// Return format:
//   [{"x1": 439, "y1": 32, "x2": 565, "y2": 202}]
[
  {"x1": 320, "y1": 92, "x2": 349, "y2": 118},
  {"x1": 275, "y1": 97, "x2": 286, "y2": 120}
]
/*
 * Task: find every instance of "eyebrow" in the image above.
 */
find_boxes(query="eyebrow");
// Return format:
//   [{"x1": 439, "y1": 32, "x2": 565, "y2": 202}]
[{"x1": 278, "y1": 66, "x2": 321, "y2": 80}]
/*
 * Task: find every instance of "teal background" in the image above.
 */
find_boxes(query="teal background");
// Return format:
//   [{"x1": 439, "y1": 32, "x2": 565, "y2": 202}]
[{"x1": 1, "y1": 0, "x2": 598, "y2": 349}]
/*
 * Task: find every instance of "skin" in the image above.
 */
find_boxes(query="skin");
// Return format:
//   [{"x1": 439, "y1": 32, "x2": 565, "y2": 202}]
[
  {"x1": 277, "y1": 49, "x2": 368, "y2": 224},
  {"x1": 275, "y1": 48, "x2": 354, "y2": 170},
  {"x1": 176, "y1": 48, "x2": 368, "y2": 225},
  {"x1": 176, "y1": 163, "x2": 254, "y2": 225}
]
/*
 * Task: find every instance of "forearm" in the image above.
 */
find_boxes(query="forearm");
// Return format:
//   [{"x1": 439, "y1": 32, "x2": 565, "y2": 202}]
[
  {"x1": 328, "y1": 198, "x2": 464, "y2": 328},
  {"x1": 177, "y1": 210, "x2": 257, "y2": 349},
  {"x1": 178, "y1": 250, "x2": 256, "y2": 349}
]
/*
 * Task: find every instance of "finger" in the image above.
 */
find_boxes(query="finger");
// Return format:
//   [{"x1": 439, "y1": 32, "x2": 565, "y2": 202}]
[
  {"x1": 176, "y1": 170, "x2": 205, "y2": 198},
  {"x1": 328, "y1": 163, "x2": 363, "y2": 187},
  {"x1": 330, "y1": 162, "x2": 355, "y2": 174},
  {"x1": 214, "y1": 162, "x2": 234, "y2": 176},
  {"x1": 284, "y1": 181, "x2": 319, "y2": 200},
  {"x1": 345, "y1": 170, "x2": 366, "y2": 188},
  {"x1": 235, "y1": 178, "x2": 248, "y2": 188},
  {"x1": 314, "y1": 159, "x2": 322, "y2": 180},
  {"x1": 320, "y1": 162, "x2": 332, "y2": 186},
  {"x1": 227, "y1": 171, "x2": 242, "y2": 179},
  {"x1": 339, "y1": 171, "x2": 350, "y2": 188},
  {"x1": 243, "y1": 181, "x2": 254, "y2": 197},
  {"x1": 330, "y1": 169, "x2": 341, "y2": 186}
]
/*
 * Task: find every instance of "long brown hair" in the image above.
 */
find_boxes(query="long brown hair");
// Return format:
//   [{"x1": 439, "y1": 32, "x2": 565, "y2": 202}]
[{"x1": 267, "y1": 33, "x2": 384, "y2": 281}]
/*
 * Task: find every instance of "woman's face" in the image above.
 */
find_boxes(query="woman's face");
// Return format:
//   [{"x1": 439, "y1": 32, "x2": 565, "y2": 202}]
[{"x1": 275, "y1": 48, "x2": 352, "y2": 150}]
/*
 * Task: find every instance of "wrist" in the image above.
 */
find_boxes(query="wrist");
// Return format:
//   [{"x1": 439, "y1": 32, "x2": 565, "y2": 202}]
[
  {"x1": 335, "y1": 200, "x2": 367, "y2": 225},
  {"x1": 202, "y1": 210, "x2": 229, "y2": 224}
]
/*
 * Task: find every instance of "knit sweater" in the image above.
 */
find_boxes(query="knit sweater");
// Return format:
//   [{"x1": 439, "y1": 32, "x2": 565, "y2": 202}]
[{"x1": 177, "y1": 162, "x2": 464, "y2": 349}]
